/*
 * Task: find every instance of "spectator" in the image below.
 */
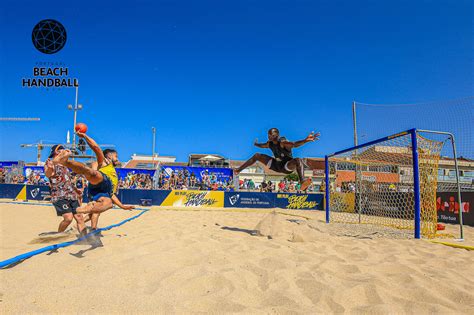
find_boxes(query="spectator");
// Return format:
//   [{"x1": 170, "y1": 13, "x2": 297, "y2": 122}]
[
  {"x1": 248, "y1": 179, "x2": 255, "y2": 190},
  {"x1": 260, "y1": 181, "x2": 268, "y2": 192}
]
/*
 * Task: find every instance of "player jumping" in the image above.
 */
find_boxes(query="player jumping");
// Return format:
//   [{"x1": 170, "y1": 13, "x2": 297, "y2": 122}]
[
  {"x1": 234, "y1": 128, "x2": 320, "y2": 191},
  {"x1": 53, "y1": 132, "x2": 134, "y2": 230}
]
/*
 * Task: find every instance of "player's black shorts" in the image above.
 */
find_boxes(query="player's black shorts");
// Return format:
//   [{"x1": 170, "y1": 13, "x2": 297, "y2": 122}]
[
  {"x1": 267, "y1": 158, "x2": 293, "y2": 174},
  {"x1": 53, "y1": 199, "x2": 80, "y2": 216}
]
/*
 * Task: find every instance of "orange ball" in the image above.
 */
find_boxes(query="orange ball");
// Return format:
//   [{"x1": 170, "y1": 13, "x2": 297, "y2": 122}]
[{"x1": 75, "y1": 123, "x2": 88, "y2": 133}]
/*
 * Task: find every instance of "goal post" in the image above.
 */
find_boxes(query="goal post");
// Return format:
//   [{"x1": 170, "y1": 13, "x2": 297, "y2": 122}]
[{"x1": 324, "y1": 128, "x2": 460, "y2": 239}]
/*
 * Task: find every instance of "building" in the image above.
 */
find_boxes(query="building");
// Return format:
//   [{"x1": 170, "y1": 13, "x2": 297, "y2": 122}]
[
  {"x1": 188, "y1": 154, "x2": 229, "y2": 168},
  {"x1": 328, "y1": 145, "x2": 474, "y2": 191},
  {"x1": 122, "y1": 154, "x2": 186, "y2": 169}
]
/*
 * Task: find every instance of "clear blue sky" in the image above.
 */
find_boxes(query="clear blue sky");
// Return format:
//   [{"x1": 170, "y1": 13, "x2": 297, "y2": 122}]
[{"x1": 1, "y1": 0, "x2": 472, "y2": 163}]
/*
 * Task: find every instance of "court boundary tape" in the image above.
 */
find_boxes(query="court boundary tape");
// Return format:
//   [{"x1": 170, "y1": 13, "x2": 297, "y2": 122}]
[
  {"x1": 428, "y1": 240, "x2": 474, "y2": 251},
  {"x1": 0, "y1": 207, "x2": 149, "y2": 269}
]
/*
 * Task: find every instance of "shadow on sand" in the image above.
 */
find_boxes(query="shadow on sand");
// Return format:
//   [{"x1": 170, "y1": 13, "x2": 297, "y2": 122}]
[{"x1": 221, "y1": 226, "x2": 258, "y2": 236}]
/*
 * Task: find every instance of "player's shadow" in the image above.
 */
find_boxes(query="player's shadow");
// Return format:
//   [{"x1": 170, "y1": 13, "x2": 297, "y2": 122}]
[
  {"x1": 69, "y1": 234, "x2": 104, "y2": 258},
  {"x1": 221, "y1": 226, "x2": 258, "y2": 236}
]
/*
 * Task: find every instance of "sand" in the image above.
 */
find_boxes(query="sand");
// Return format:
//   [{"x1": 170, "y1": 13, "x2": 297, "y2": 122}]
[{"x1": 1, "y1": 202, "x2": 474, "y2": 314}]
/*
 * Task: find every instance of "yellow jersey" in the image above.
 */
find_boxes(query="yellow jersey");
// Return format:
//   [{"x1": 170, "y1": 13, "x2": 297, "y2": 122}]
[{"x1": 99, "y1": 163, "x2": 118, "y2": 194}]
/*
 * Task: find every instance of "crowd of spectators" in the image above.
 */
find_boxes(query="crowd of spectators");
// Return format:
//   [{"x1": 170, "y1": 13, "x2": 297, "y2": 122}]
[
  {"x1": 157, "y1": 169, "x2": 234, "y2": 191},
  {"x1": 239, "y1": 178, "x2": 318, "y2": 193},
  {"x1": 0, "y1": 167, "x2": 26, "y2": 184},
  {"x1": 2, "y1": 165, "x2": 327, "y2": 194},
  {"x1": 25, "y1": 170, "x2": 47, "y2": 185},
  {"x1": 118, "y1": 173, "x2": 153, "y2": 190}
]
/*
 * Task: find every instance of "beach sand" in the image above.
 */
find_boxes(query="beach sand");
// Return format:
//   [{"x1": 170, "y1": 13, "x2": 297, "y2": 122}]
[{"x1": 1, "y1": 202, "x2": 474, "y2": 314}]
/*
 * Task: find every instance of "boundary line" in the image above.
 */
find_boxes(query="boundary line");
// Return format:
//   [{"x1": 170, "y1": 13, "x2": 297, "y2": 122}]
[{"x1": 0, "y1": 207, "x2": 148, "y2": 268}]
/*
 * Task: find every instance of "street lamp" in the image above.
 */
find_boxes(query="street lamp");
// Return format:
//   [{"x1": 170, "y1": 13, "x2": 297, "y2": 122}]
[
  {"x1": 68, "y1": 85, "x2": 82, "y2": 151},
  {"x1": 152, "y1": 127, "x2": 156, "y2": 168}
]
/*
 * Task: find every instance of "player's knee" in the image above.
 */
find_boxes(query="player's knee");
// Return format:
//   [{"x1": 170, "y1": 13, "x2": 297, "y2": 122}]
[
  {"x1": 87, "y1": 170, "x2": 103, "y2": 185},
  {"x1": 253, "y1": 153, "x2": 261, "y2": 160},
  {"x1": 62, "y1": 214, "x2": 73, "y2": 223}
]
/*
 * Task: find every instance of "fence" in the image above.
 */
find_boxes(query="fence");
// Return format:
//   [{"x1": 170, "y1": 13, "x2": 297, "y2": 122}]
[{"x1": 1, "y1": 184, "x2": 471, "y2": 225}]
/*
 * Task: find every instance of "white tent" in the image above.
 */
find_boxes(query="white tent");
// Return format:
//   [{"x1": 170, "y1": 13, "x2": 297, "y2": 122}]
[{"x1": 199, "y1": 155, "x2": 223, "y2": 161}]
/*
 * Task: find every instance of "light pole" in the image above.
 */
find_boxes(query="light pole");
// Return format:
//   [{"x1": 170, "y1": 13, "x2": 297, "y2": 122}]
[
  {"x1": 68, "y1": 85, "x2": 82, "y2": 151},
  {"x1": 151, "y1": 127, "x2": 156, "y2": 168}
]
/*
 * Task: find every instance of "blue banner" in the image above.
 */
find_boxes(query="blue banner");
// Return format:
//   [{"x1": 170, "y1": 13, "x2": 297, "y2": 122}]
[
  {"x1": 224, "y1": 192, "x2": 275, "y2": 208},
  {"x1": 275, "y1": 193, "x2": 324, "y2": 210},
  {"x1": 117, "y1": 189, "x2": 170, "y2": 205},
  {"x1": 26, "y1": 185, "x2": 51, "y2": 201},
  {"x1": 0, "y1": 161, "x2": 20, "y2": 168},
  {"x1": 0, "y1": 184, "x2": 25, "y2": 199},
  {"x1": 161, "y1": 165, "x2": 233, "y2": 182},
  {"x1": 23, "y1": 166, "x2": 47, "y2": 184}
]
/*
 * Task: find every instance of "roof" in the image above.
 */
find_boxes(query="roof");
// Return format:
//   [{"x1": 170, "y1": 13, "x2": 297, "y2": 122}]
[
  {"x1": 189, "y1": 153, "x2": 226, "y2": 160},
  {"x1": 122, "y1": 160, "x2": 187, "y2": 169}
]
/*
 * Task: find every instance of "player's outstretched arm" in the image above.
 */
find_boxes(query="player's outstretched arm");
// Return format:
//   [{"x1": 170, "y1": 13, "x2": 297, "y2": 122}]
[
  {"x1": 283, "y1": 131, "x2": 320, "y2": 149},
  {"x1": 254, "y1": 138, "x2": 270, "y2": 148},
  {"x1": 76, "y1": 132, "x2": 105, "y2": 166},
  {"x1": 111, "y1": 194, "x2": 135, "y2": 210}
]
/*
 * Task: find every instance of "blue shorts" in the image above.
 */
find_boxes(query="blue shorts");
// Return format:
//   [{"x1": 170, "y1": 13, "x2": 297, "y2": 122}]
[{"x1": 88, "y1": 172, "x2": 113, "y2": 201}]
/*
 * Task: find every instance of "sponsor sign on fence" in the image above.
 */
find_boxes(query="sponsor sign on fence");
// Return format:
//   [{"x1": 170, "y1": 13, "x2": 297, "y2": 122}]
[
  {"x1": 437, "y1": 192, "x2": 473, "y2": 226},
  {"x1": 161, "y1": 190, "x2": 224, "y2": 208},
  {"x1": 26, "y1": 185, "x2": 51, "y2": 200},
  {"x1": 224, "y1": 192, "x2": 275, "y2": 208},
  {"x1": 275, "y1": 193, "x2": 324, "y2": 210}
]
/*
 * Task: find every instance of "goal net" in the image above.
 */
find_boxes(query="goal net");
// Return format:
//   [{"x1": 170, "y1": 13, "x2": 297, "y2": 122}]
[
  {"x1": 353, "y1": 96, "x2": 474, "y2": 192},
  {"x1": 325, "y1": 129, "x2": 444, "y2": 238}
]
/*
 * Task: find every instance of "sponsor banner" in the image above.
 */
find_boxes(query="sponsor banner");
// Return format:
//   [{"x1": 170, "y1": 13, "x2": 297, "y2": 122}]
[
  {"x1": 26, "y1": 185, "x2": 51, "y2": 201},
  {"x1": 0, "y1": 161, "x2": 20, "y2": 168},
  {"x1": 437, "y1": 192, "x2": 473, "y2": 227},
  {"x1": 275, "y1": 193, "x2": 324, "y2": 210},
  {"x1": 0, "y1": 184, "x2": 25, "y2": 199},
  {"x1": 23, "y1": 166, "x2": 48, "y2": 183},
  {"x1": 115, "y1": 168, "x2": 156, "y2": 180},
  {"x1": 224, "y1": 192, "x2": 275, "y2": 208},
  {"x1": 161, "y1": 165, "x2": 233, "y2": 183},
  {"x1": 161, "y1": 190, "x2": 224, "y2": 207},
  {"x1": 117, "y1": 189, "x2": 170, "y2": 206}
]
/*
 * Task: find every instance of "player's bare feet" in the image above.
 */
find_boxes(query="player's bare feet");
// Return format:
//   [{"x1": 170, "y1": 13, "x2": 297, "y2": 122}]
[
  {"x1": 300, "y1": 178, "x2": 312, "y2": 191},
  {"x1": 52, "y1": 149, "x2": 72, "y2": 165}
]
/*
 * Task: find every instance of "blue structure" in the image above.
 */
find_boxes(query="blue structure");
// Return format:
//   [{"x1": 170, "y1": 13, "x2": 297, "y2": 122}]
[{"x1": 325, "y1": 128, "x2": 423, "y2": 239}]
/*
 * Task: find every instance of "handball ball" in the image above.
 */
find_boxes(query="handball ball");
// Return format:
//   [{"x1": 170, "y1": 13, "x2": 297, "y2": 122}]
[{"x1": 75, "y1": 123, "x2": 88, "y2": 133}]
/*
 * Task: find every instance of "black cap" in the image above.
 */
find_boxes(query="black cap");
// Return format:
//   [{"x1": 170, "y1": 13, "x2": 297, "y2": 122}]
[{"x1": 48, "y1": 145, "x2": 65, "y2": 159}]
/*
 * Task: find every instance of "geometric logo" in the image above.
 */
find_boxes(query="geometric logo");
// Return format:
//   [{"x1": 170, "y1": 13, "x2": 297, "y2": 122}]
[
  {"x1": 32, "y1": 19, "x2": 67, "y2": 54},
  {"x1": 30, "y1": 188, "x2": 40, "y2": 198}
]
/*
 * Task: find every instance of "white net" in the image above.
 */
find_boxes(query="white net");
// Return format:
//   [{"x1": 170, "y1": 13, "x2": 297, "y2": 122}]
[{"x1": 354, "y1": 96, "x2": 474, "y2": 192}]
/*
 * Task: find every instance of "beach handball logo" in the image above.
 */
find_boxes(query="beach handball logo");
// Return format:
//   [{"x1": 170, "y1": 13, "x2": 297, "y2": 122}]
[{"x1": 32, "y1": 19, "x2": 67, "y2": 54}]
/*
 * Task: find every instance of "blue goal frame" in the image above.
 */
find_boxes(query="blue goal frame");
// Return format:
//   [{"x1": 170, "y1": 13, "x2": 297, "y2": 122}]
[{"x1": 325, "y1": 128, "x2": 422, "y2": 239}]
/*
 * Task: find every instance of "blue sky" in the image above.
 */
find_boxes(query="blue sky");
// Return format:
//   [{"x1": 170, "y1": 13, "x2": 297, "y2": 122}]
[{"x1": 1, "y1": 0, "x2": 472, "y2": 163}]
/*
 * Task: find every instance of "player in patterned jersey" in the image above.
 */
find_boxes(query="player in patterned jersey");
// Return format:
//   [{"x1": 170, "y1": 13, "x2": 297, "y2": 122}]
[{"x1": 45, "y1": 145, "x2": 86, "y2": 234}]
